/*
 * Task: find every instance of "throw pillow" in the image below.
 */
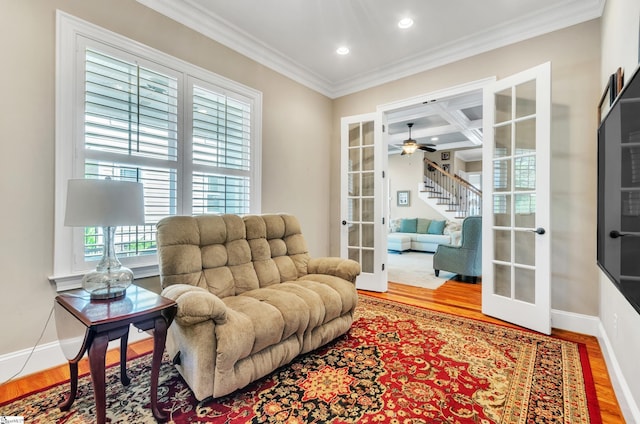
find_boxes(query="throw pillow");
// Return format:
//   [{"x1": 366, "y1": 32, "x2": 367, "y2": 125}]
[
  {"x1": 416, "y1": 218, "x2": 431, "y2": 233},
  {"x1": 399, "y1": 218, "x2": 418, "y2": 233},
  {"x1": 427, "y1": 219, "x2": 446, "y2": 235},
  {"x1": 389, "y1": 219, "x2": 401, "y2": 233},
  {"x1": 443, "y1": 220, "x2": 462, "y2": 235}
]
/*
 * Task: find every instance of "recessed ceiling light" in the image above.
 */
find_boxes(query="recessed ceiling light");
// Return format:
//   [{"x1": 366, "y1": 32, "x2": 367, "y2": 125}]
[
  {"x1": 336, "y1": 46, "x2": 350, "y2": 55},
  {"x1": 431, "y1": 137, "x2": 439, "y2": 141},
  {"x1": 398, "y1": 17, "x2": 414, "y2": 29}
]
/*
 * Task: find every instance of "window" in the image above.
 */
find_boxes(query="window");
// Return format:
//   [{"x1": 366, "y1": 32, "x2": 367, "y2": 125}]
[{"x1": 53, "y1": 12, "x2": 262, "y2": 289}]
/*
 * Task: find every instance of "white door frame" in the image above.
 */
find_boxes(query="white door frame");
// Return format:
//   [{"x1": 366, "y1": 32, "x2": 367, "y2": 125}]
[{"x1": 375, "y1": 77, "x2": 496, "y2": 283}]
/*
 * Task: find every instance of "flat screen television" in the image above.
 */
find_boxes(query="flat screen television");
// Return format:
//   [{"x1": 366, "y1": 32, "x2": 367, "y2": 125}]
[{"x1": 598, "y1": 64, "x2": 640, "y2": 314}]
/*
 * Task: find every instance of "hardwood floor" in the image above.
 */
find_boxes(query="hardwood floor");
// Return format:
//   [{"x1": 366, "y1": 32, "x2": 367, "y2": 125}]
[{"x1": 0, "y1": 281, "x2": 625, "y2": 423}]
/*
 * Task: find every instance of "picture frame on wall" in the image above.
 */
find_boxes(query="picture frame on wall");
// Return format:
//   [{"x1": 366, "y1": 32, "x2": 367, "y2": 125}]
[
  {"x1": 441, "y1": 151, "x2": 450, "y2": 161},
  {"x1": 442, "y1": 164, "x2": 450, "y2": 173},
  {"x1": 397, "y1": 190, "x2": 410, "y2": 206},
  {"x1": 598, "y1": 67, "x2": 624, "y2": 123}
]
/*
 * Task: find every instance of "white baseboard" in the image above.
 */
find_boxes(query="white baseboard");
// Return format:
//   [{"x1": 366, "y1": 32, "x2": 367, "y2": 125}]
[
  {"x1": 551, "y1": 308, "x2": 639, "y2": 423},
  {"x1": 596, "y1": 322, "x2": 640, "y2": 424},
  {"x1": 0, "y1": 326, "x2": 152, "y2": 384},
  {"x1": 551, "y1": 308, "x2": 601, "y2": 336}
]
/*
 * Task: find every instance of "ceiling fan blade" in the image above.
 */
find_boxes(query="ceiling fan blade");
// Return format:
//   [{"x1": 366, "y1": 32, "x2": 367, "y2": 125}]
[
  {"x1": 400, "y1": 150, "x2": 407, "y2": 156},
  {"x1": 418, "y1": 145, "x2": 436, "y2": 152}
]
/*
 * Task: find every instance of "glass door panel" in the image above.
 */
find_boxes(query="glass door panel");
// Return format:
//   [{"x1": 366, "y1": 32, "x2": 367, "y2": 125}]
[
  {"x1": 514, "y1": 267, "x2": 536, "y2": 303},
  {"x1": 515, "y1": 80, "x2": 536, "y2": 118},
  {"x1": 493, "y1": 194, "x2": 511, "y2": 227},
  {"x1": 495, "y1": 125, "x2": 512, "y2": 157},
  {"x1": 494, "y1": 264, "x2": 511, "y2": 297},
  {"x1": 494, "y1": 229, "x2": 511, "y2": 262}
]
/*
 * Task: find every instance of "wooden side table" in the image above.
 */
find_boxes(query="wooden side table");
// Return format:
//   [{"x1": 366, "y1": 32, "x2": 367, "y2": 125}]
[{"x1": 54, "y1": 285, "x2": 177, "y2": 424}]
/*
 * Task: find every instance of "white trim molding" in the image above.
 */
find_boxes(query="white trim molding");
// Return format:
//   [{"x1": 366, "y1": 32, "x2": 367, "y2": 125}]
[{"x1": 597, "y1": 322, "x2": 640, "y2": 423}]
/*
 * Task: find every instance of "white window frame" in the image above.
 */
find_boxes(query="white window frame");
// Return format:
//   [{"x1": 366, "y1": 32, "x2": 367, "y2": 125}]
[{"x1": 51, "y1": 11, "x2": 262, "y2": 291}]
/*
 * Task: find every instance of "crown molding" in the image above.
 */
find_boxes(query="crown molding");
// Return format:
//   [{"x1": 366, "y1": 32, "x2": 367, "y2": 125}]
[
  {"x1": 136, "y1": 0, "x2": 335, "y2": 97},
  {"x1": 330, "y1": 0, "x2": 605, "y2": 98},
  {"x1": 137, "y1": 0, "x2": 605, "y2": 99}
]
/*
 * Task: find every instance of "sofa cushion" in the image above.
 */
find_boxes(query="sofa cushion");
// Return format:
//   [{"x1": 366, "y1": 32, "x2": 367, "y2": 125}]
[
  {"x1": 416, "y1": 218, "x2": 431, "y2": 233},
  {"x1": 399, "y1": 218, "x2": 417, "y2": 233},
  {"x1": 427, "y1": 219, "x2": 446, "y2": 235},
  {"x1": 415, "y1": 233, "x2": 451, "y2": 245}
]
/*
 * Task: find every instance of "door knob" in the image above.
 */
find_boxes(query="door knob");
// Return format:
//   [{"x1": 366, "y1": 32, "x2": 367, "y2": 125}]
[
  {"x1": 530, "y1": 227, "x2": 545, "y2": 235},
  {"x1": 609, "y1": 230, "x2": 639, "y2": 238}
]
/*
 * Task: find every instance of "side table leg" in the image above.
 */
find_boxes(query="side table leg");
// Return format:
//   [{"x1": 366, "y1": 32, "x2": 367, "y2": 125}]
[
  {"x1": 89, "y1": 333, "x2": 109, "y2": 424},
  {"x1": 150, "y1": 316, "x2": 168, "y2": 422},
  {"x1": 120, "y1": 328, "x2": 131, "y2": 386},
  {"x1": 59, "y1": 360, "x2": 79, "y2": 411}
]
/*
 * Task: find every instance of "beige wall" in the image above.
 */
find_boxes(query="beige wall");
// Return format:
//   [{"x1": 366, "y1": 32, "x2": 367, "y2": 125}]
[
  {"x1": 388, "y1": 153, "x2": 445, "y2": 221},
  {"x1": 0, "y1": 0, "x2": 332, "y2": 356},
  {"x1": 599, "y1": 0, "x2": 640, "y2": 418},
  {"x1": 464, "y1": 160, "x2": 483, "y2": 173},
  {"x1": 332, "y1": 20, "x2": 602, "y2": 317}
]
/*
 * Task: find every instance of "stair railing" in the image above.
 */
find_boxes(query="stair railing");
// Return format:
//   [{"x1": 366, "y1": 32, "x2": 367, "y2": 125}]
[{"x1": 423, "y1": 157, "x2": 482, "y2": 218}]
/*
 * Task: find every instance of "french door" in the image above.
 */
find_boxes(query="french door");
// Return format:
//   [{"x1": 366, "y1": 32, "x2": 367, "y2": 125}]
[
  {"x1": 340, "y1": 113, "x2": 387, "y2": 292},
  {"x1": 482, "y1": 62, "x2": 552, "y2": 334}
]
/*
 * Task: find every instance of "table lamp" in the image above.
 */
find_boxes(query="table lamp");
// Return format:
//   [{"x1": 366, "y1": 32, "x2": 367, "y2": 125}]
[{"x1": 64, "y1": 178, "x2": 145, "y2": 300}]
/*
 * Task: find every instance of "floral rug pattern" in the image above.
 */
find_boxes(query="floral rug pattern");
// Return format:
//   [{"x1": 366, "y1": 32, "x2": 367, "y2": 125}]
[{"x1": 0, "y1": 295, "x2": 600, "y2": 423}]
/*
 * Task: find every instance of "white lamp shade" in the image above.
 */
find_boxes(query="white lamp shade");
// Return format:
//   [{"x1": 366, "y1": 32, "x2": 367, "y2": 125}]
[{"x1": 64, "y1": 179, "x2": 145, "y2": 227}]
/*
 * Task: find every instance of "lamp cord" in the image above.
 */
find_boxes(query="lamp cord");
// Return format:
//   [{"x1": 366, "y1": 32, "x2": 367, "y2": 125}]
[{"x1": 0, "y1": 304, "x2": 55, "y2": 386}]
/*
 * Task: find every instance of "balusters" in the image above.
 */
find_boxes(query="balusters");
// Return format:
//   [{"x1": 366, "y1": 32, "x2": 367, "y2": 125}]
[{"x1": 422, "y1": 157, "x2": 482, "y2": 218}]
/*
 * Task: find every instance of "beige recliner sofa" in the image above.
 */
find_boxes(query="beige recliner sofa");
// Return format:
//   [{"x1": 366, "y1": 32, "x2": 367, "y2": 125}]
[{"x1": 156, "y1": 213, "x2": 360, "y2": 401}]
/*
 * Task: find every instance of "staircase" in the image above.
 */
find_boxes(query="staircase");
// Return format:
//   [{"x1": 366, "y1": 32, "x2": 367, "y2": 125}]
[{"x1": 418, "y1": 158, "x2": 482, "y2": 221}]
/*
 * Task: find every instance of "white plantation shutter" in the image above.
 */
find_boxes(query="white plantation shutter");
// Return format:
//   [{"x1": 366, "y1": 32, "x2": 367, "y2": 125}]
[
  {"x1": 54, "y1": 14, "x2": 261, "y2": 286},
  {"x1": 191, "y1": 84, "x2": 252, "y2": 215},
  {"x1": 82, "y1": 48, "x2": 179, "y2": 261}
]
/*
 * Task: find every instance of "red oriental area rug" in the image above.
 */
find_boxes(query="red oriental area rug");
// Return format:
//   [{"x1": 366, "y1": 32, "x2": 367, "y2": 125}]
[{"x1": 0, "y1": 295, "x2": 600, "y2": 423}]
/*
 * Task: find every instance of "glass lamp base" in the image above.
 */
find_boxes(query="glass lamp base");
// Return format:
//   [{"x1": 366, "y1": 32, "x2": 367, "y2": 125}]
[{"x1": 82, "y1": 266, "x2": 133, "y2": 300}]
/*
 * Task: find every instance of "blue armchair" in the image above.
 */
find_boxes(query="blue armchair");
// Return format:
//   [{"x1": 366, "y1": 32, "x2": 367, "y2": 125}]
[{"x1": 433, "y1": 216, "x2": 482, "y2": 283}]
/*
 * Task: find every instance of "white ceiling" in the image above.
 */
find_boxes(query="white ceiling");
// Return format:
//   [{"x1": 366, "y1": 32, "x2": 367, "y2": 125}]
[
  {"x1": 137, "y1": 0, "x2": 603, "y2": 158},
  {"x1": 138, "y1": 0, "x2": 604, "y2": 99}
]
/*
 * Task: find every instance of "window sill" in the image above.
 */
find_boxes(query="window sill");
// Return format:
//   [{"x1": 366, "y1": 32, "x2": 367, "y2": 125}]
[{"x1": 49, "y1": 264, "x2": 160, "y2": 292}]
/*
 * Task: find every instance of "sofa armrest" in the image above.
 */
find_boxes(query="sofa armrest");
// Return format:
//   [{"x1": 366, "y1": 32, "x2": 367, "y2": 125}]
[
  {"x1": 307, "y1": 257, "x2": 361, "y2": 284},
  {"x1": 161, "y1": 284, "x2": 228, "y2": 326}
]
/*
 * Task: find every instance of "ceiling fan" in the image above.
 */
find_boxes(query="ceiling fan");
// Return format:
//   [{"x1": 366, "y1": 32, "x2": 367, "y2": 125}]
[{"x1": 400, "y1": 123, "x2": 436, "y2": 155}]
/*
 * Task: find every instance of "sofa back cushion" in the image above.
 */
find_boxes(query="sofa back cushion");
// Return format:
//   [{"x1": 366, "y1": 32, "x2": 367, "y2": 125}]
[
  {"x1": 399, "y1": 218, "x2": 417, "y2": 233},
  {"x1": 427, "y1": 219, "x2": 447, "y2": 235},
  {"x1": 416, "y1": 218, "x2": 431, "y2": 233},
  {"x1": 157, "y1": 214, "x2": 311, "y2": 297}
]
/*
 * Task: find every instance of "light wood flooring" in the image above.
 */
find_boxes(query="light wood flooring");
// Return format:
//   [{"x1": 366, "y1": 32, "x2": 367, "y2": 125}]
[{"x1": 0, "y1": 281, "x2": 625, "y2": 423}]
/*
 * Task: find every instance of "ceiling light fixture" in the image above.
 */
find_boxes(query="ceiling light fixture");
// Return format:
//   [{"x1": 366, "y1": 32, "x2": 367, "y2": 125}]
[
  {"x1": 336, "y1": 46, "x2": 350, "y2": 55},
  {"x1": 401, "y1": 123, "x2": 419, "y2": 155},
  {"x1": 398, "y1": 17, "x2": 414, "y2": 29}
]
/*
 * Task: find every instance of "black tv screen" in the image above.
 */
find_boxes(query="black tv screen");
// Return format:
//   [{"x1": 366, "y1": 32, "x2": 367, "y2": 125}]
[{"x1": 598, "y1": 64, "x2": 640, "y2": 314}]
